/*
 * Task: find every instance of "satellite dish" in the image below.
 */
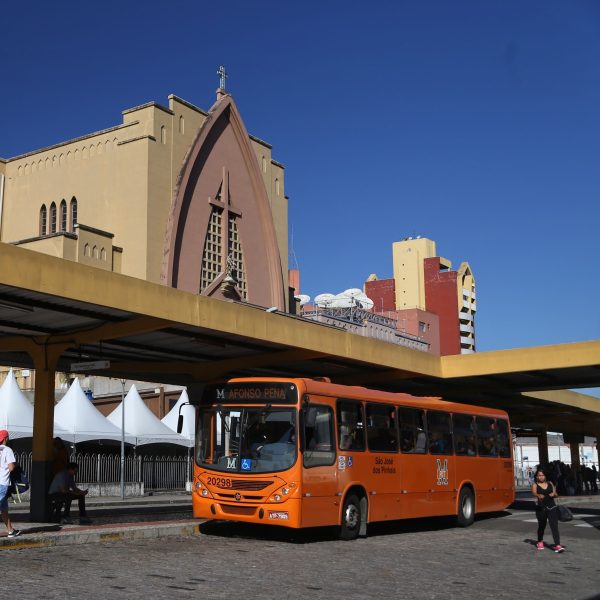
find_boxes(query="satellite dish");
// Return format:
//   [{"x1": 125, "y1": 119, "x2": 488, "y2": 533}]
[
  {"x1": 314, "y1": 293, "x2": 335, "y2": 307},
  {"x1": 332, "y1": 297, "x2": 353, "y2": 308},
  {"x1": 343, "y1": 288, "x2": 363, "y2": 298},
  {"x1": 358, "y1": 296, "x2": 374, "y2": 310},
  {"x1": 295, "y1": 294, "x2": 311, "y2": 306}
]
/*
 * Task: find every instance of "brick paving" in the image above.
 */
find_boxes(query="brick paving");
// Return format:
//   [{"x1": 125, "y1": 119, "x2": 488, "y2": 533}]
[{"x1": 2, "y1": 504, "x2": 599, "y2": 600}]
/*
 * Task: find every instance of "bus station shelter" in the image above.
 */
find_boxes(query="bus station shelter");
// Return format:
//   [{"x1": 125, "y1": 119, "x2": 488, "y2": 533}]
[{"x1": 0, "y1": 243, "x2": 599, "y2": 520}]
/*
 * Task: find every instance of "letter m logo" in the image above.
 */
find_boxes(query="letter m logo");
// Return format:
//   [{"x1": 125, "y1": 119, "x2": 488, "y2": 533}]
[
  {"x1": 216, "y1": 389, "x2": 225, "y2": 400},
  {"x1": 436, "y1": 458, "x2": 449, "y2": 486}
]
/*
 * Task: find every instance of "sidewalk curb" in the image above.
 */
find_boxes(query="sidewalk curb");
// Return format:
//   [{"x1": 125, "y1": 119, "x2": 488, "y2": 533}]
[
  {"x1": 9, "y1": 497, "x2": 192, "y2": 511},
  {"x1": 0, "y1": 520, "x2": 201, "y2": 551}
]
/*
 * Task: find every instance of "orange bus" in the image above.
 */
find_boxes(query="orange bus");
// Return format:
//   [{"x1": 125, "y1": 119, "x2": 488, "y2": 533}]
[{"x1": 187, "y1": 377, "x2": 514, "y2": 539}]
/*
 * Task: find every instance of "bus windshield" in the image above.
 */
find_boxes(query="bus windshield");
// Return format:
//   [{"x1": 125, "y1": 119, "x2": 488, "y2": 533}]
[{"x1": 196, "y1": 407, "x2": 297, "y2": 474}]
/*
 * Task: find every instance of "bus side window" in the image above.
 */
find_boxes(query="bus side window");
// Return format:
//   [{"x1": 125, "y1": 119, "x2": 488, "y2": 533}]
[
  {"x1": 366, "y1": 403, "x2": 398, "y2": 453},
  {"x1": 476, "y1": 416, "x2": 497, "y2": 456},
  {"x1": 495, "y1": 419, "x2": 511, "y2": 458},
  {"x1": 303, "y1": 405, "x2": 335, "y2": 468},
  {"x1": 427, "y1": 411, "x2": 453, "y2": 455},
  {"x1": 336, "y1": 400, "x2": 365, "y2": 451},
  {"x1": 399, "y1": 407, "x2": 427, "y2": 454},
  {"x1": 453, "y1": 413, "x2": 477, "y2": 456}
]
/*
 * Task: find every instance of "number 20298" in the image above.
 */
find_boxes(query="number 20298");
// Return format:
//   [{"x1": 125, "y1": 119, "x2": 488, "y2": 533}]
[{"x1": 207, "y1": 476, "x2": 232, "y2": 488}]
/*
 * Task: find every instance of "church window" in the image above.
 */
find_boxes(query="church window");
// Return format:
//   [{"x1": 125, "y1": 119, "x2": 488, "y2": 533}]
[
  {"x1": 101, "y1": 248, "x2": 106, "y2": 261},
  {"x1": 93, "y1": 245, "x2": 98, "y2": 259},
  {"x1": 161, "y1": 126, "x2": 167, "y2": 144},
  {"x1": 39, "y1": 205, "x2": 47, "y2": 236},
  {"x1": 84, "y1": 243, "x2": 90, "y2": 257},
  {"x1": 275, "y1": 178, "x2": 280, "y2": 196},
  {"x1": 60, "y1": 200, "x2": 67, "y2": 232},
  {"x1": 200, "y1": 208, "x2": 222, "y2": 292},
  {"x1": 262, "y1": 156, "x2": 266, "y2": 173},
  {"x1": 179, "y1": 116, "x2": 185, "y2": 134},
  {"x1": 228, "y1": 216, "x2": 247, "y2": 299},
  {"x1": 70, "y1": 197, "x2": 78, "y2": 232},
  {"x1": 50, "y1": 203, "x2": 57, "y2": 234}
]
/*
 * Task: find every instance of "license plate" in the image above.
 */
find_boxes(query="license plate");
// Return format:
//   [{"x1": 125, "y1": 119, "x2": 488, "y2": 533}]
[{"x1": 268, "y1": 511, "x2": 289, "y2": 520}]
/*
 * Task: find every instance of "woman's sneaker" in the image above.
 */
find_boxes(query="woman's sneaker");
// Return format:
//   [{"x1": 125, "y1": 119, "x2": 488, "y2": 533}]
[
  {"x1": 7, "y1": 529, "x2": 21, "y2": 538},
  {"x1": 554, "y1": 545, "x2": 565, "y2": 553},
  {"x1": 536, "y1": 542, "x2": 544, "y2": 550}
]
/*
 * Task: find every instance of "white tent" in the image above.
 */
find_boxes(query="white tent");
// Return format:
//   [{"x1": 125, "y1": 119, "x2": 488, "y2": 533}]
[
  {"x1": 0, "y1": 369, "x2": 67, "y2": 439},
  {"x1": 107, "y1": 384, "x2": 188, "y2": 447},
  {"x1": 53, "y1": 378, "x2": 136, "y2": 445},
  {"x1": 161, "y1": 389, "x2": 195, "y2": 448}
]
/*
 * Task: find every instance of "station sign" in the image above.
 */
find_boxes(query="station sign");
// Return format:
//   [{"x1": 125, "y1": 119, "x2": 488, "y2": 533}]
[{"x1": 70, "y1": 360, "x2": 110, "y2": 371}]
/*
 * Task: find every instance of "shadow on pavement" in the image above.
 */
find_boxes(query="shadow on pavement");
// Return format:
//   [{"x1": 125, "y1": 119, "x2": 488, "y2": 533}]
[{"x1": 199, "y1": 511, "x2": 514, "y2": 544}]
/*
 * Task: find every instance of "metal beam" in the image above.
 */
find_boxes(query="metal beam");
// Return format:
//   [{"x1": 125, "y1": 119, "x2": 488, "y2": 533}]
[{"x1": 108, "y1": 349, "x2": 329, "y2": 381}]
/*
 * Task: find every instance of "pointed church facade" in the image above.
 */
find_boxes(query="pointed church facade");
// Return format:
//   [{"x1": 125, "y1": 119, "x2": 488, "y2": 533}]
[
  {"x1": 0, "y1": 86, "x2": 289, "y2": 310},
  {"x1": 162, "y1": 92, "x2": 286, "y2": 309}
]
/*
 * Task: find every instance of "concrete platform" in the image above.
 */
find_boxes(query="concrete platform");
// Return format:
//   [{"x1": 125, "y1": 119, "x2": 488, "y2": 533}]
[
  {"x1": 0, "y1": 492, "x2": 199, "y2": 550},
  {"x1": 0, "y1": 519, "x2": 202, "y2": 550}
]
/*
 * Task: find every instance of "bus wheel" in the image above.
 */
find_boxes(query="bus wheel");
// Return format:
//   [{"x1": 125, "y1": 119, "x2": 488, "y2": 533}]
[
  {"x1": 457, "y1": 487, "x2": 475, "y2": 527},
  {"x1": 340, "y1": 494, "x2": 361, "y2": 540}
]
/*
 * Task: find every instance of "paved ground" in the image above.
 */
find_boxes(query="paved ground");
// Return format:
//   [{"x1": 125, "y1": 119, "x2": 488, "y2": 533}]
[{"x1": 2, "y1": 499, "x2": 599, "y2": 600}]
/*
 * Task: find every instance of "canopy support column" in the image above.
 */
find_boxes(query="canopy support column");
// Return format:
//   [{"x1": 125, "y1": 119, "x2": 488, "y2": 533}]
[
  {"x1": 569, "y1": 442, "x2": 581, "y2": 470},
  {"x1": 29, "y1": 344, "x2": 65, "y2": 522},
  {"x1": 538, "y1": 429, "x2": 549, "y2": 467}
]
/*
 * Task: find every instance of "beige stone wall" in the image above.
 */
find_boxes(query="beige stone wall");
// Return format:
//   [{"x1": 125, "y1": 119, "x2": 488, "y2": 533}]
[
  {"x1": 251, "y1": 141, "x2": 288, "y2": 305},
  {"x1": 1, "y1": 118, "x2": 149, "y2": 278},
  {"x1": 18, "y1": 235, "x2": 78, "y2": 262}
]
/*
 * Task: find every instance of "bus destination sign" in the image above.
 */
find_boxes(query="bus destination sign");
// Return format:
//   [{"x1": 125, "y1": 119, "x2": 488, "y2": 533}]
[{"x1": 202, "y1": 382, "x2": 298, "y2": 405}]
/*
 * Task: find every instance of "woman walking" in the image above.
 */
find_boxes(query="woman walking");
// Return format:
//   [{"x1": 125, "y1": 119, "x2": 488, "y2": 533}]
[{"x1": 532, "y1": 468, "x2": 565, "y2": 552}]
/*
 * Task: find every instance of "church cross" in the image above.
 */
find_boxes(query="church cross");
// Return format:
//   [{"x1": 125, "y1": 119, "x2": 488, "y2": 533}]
[
  {"x1": 217, "y1": 65, "x2": 228, "y2": 90},
  {"x1": 208, "y1": 167, "x2": 243, "y2": 274}
]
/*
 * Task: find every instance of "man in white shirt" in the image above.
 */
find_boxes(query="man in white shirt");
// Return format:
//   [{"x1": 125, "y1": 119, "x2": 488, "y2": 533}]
[{"x1": 0, "y1": 429, "x2": 20, "y2": 538}]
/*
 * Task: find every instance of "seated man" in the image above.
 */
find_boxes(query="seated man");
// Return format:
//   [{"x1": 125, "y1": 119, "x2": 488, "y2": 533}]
[{"x1": 48, "y1": 462, "x2": 91, "y2": 524}]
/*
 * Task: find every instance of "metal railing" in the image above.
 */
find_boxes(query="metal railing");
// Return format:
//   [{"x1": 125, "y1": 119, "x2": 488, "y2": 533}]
[{"x1": 14, "y1": 451, "x2": 193, "y2": 492}]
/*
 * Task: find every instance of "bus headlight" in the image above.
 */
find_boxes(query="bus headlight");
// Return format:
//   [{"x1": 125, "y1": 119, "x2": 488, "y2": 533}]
[
  {"x1": 202, "y1": 489, "x2": 210, "y2": 497},
  {"x1": 281, "y1": 487, "x2": 290, "y2": 495}
]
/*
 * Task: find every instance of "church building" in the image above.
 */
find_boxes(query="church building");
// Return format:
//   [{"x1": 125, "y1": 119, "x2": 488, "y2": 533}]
[{"x1": 0, "y1": 73, "x2": 290, "y2": 311}]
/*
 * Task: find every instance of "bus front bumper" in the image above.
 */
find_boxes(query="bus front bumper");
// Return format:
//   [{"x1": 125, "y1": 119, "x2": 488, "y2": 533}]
[{"x1": 192, "y1": 494, "x2": 301, "y2": 528}]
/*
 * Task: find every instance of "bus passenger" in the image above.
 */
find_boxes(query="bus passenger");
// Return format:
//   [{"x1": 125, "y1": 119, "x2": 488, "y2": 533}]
[{"x1": 532, "y1": 468, "x2": 564, "y2": 553}]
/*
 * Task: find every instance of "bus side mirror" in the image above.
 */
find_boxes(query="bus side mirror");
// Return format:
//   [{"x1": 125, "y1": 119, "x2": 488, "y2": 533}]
[{"x1": 177, "y1": 415, "x2": 184, "y2": 434}]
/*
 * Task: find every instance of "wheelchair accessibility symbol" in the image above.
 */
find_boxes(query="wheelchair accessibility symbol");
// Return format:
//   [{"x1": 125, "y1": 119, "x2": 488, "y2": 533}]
[{"x1": 241, "y1": 458, "x2": 252, "y2": 471}]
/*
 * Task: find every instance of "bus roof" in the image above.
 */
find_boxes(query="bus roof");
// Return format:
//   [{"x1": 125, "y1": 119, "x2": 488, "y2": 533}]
[{"x1": 226, "y1": 377, "x2": 509, "y2": 419}]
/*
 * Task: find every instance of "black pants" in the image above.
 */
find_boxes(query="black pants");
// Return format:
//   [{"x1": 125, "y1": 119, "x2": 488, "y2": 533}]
[
  {"x1": 536, "y1": 506, "x2": 560, "y2": 545},
  {"x1": 49, "y1": 492, "x2": 87, "y2": 519}
]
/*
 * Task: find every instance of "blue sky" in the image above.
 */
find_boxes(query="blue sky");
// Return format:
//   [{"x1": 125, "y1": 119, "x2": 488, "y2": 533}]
[{"x1": 1, "y1": 1, "x2": 599, "y2": 353}]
